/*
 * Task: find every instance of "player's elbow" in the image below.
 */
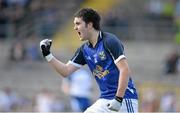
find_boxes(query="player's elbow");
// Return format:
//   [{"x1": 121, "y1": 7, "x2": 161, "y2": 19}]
[
  {"x1": 60, "y1": 73, "x2": 68, "y2": 78},
  {"x1": 59, "y1": 72, "x2": 71, "y2": 78},
  {"x1": 56, "y1": 69, "x2": 71, "y2": 78}
]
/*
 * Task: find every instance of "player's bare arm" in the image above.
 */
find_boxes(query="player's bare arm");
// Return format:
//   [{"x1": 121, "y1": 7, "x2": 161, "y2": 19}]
[
  {"x1": 40, "y1": 39, "x2": 79, "y2": 77},
  {"x1": 107, "y1": 58, "x2": 130, "y2": 112},
  {"x1": 48, "y1": 58, "x2": 79, "y2": 77},
  {"x1": 115, "y1": 58, "x2": 130, "y2": 97}
]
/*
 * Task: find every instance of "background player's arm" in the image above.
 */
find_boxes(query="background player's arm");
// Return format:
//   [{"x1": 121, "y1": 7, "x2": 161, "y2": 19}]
[{"x1": 115, "y1": 58, "x2": 130, "y2": 97}]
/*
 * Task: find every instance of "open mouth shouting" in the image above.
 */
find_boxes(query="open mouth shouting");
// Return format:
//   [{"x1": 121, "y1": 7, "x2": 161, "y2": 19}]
[{"x1": 78, "y1": 31, "x2": 81, "y2": 37}]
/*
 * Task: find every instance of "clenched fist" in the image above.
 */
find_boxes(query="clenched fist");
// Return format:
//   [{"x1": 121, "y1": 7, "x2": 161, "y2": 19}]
[{"x1": 40, "y1": 39, "x2": 53, "y2": 62}]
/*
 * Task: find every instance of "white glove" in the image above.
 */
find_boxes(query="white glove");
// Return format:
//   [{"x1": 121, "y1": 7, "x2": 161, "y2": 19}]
[{"x1": 107, "y1": 97, "x2": 123, "y2": 112}]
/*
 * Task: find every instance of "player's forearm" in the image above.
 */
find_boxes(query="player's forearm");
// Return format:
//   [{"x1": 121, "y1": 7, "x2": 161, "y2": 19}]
[
  {"x1": 39, "y1": 39, "x2": 74, "y2": 77},
  {"x1": 48, "y1": 57, "x2": 71, "y2": 77},
  {"x1": 116, "y1": 67, "x2": 130, "y2": 98}
]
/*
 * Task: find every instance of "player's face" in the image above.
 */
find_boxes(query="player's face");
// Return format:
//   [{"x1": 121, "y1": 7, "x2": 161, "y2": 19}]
[{"x1": 74, "y1": 17, "x2": 91, "y2": 41}]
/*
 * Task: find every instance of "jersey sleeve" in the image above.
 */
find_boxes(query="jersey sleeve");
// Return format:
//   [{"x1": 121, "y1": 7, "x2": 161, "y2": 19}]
[
  {"x1": 68, "y1": 46, "x2": 86, "y2": 68},
  {"x1": 104, "y1": 36, "x2": 126, "y2": 64}
]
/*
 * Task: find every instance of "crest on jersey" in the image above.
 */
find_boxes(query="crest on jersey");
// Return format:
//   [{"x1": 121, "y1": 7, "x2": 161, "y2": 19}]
[{"x1": 98, "y1": 51, "x2": 106, "y2": 60}]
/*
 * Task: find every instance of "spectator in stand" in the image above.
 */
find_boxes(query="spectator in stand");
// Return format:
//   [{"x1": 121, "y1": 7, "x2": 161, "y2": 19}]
[
  {"x1": 160, "y1": 91, "x2": 176, "y2": 112},
  {"x1": 25, "y1": 35, "x2": 41, "y2": 61},
  {"x1": 0, "y1": 87, "x2": 20, "y2": 112},
  {"x1": 164, "y1": 50, "x2": 179, "y2": 74},
  {"x1": 34, "y1": 88, "x2": 64, "y2": 112},
  {"x1": 145, "y1": 0, "x2": 164, "y2": 20},
  {"x1": 9, "y1": 40, "x2": 26, "y2": 61},
  {"x1": 141, "y1": 88, "x2": 160, "y2": 112},
  {"x1": 0, "y1": 0, "x2": 9, "y2": 40},
  {"x1": 34, "y1": 89, "x2": 55, "y2": 112}
]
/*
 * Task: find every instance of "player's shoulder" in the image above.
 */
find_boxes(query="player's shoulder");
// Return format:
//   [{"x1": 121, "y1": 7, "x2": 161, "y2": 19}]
[
  {"x1": 103, "y1": 32, "x2": 118, "y2": 39},
  {"x1": 102, "y1": 32, "x2": 122, "y2": 45}
]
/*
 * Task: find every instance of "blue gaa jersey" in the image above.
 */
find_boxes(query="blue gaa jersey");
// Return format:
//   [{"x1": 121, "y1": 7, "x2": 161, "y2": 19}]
[{"x1": 68, "y1": 31, "x2": 138, "y2": 100}]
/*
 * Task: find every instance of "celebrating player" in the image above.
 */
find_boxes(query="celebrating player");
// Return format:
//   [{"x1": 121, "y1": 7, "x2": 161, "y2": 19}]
[{"x1": 40, "y1": 8, "x2": 138, "y2": 113}]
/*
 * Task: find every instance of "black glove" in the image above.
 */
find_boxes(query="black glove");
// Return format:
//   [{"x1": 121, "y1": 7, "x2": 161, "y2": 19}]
[{"x1": 40, "y1": 39, "x2": 52, "y2": 57}]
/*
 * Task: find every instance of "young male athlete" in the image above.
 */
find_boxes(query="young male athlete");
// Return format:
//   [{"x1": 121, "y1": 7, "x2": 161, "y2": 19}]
[{"x1": 40, "y1": 8, "x2": 138, "y2": 113}]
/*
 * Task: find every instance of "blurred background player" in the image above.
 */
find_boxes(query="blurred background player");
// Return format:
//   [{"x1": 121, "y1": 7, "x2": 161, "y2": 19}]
[{"x1": 61, "y1": 68, "x2": 92, "y2": 112}]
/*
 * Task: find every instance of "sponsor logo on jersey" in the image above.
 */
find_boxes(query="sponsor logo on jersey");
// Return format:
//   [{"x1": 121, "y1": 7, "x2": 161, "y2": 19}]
[{"x1": 93, "y1": 65, "x2": 109, "y2": 79}]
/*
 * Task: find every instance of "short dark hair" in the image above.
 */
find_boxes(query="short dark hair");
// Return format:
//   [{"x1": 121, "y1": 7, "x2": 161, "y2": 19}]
[{"x1": 74, "y1": 8, "x2": 101, "y2": 30}]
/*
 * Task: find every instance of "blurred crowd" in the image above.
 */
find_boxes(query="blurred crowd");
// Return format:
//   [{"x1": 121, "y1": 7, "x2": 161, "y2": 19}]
[
  {"x1": 1, "y1": 0, "x2": 180, "y2": 64},
  {"x1": 1, "y1": 0, "x2": 180, "y2": 42},
  {"x1": 140, "y1": 88, "x2": 180, "y2": 112},
  {"x1": 102, "y1": 0, "x2": 180, "y2": 44},
  {"x1": 1, "y1": 86, "x2": 180, "y2": 112},
  {"x1": 0, "y1": 0, "x2": 83, "y2": 62},
  {"x1": 0, "y1": 0, "x2": 59, "y2": 40},
  {"x1": 102, "y1": 0, "x2": 180, "y2": 75},
  {"x1": 0, "y1": 0, "x2": 61, "y2": 62},
  {"x1": 0, "y1": 0, "x2": 29, "y2": 40},
  {"x1": 0, "y1": 87, "x2": 65, "y2": 112}
]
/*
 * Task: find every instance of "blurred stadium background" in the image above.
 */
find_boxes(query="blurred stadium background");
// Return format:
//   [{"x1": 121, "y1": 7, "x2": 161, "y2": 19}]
[{"x1": 0, "y1": 0, "x2": 180, "y2": 112}]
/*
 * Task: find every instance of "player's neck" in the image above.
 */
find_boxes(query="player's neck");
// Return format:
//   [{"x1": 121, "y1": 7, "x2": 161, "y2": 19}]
[{"x1": 89, "y1": 30, "x2": 99, "y2": 48}]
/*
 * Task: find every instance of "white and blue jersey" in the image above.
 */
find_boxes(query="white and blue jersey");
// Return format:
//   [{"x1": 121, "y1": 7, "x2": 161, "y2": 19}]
[{"x1": 69, "y1": 31, "x2": 138, "y2": 100}]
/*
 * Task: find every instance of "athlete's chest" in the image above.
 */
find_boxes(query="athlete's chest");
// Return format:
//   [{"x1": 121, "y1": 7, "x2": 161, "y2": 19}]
[
  {"x1": 83, "y1": 42, "x2": 108, "y2": 64},
  {"x1": 83, "y1": 42, "x2": 113, "y2": 79}
]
